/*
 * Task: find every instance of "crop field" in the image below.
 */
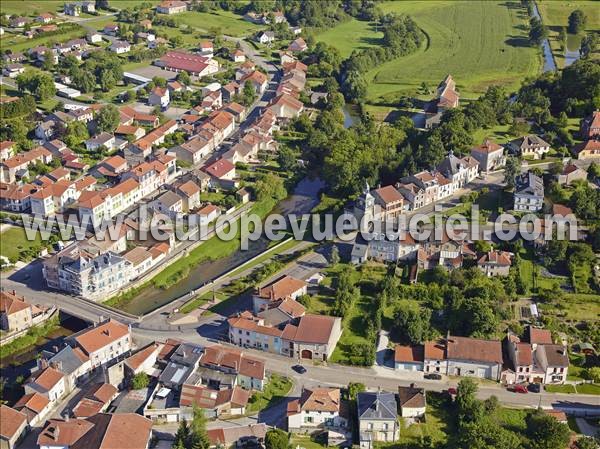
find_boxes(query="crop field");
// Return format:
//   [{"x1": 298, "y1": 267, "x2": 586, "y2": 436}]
[
  {"x1": 175, "y1": 10, "x2": 260, "y2": 37},
  {"x1": 0, "y1": 0, "x2": 161, "y2": 14},
  {"x1": 315, "y1": 18, "x2": 383, "y2": 58},
  {"x1": 364, "y1": 1, "x2": 541, "y2": 102}
]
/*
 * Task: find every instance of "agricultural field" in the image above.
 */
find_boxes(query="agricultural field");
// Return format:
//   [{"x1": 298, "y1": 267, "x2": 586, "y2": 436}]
[
  {"x1": 175, "y1": 10, "x2": 261, "y2": 37},
  {"x1": 315, "y1": 18, "x2": 383, "y2": 58},
  {"x1": 0, "y1": 1, "x2": 67, "y2": 15},
  {"x1": 365, "y1": 1, "x2": 541, "y2": 102}
]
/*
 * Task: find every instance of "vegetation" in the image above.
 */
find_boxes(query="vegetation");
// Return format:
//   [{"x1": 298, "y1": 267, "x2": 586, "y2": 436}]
[
  {"x1": 247, "y1": 374, "x2": 292, "y2": 413},
  {"x1": 171, "y1": 405, "x2": 210, "y2": 449},
  {"x1": 265, "y1": 429, "x2": 290, "y2": 449},
  {"x1": 0, "y1": 316, "x2": 60, "y2": 359},
  {"x1": 131, "y1": 372, "x2": 149, "y2": 390}
]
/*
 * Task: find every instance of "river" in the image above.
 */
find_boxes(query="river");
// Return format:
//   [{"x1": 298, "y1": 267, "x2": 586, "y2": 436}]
[
  {"x1": 530, "y1": 1, "x2": 557, "y2": 72},
  {"x1": 117, "y1": 176, "x2": 326, "y2": 316},
  {"x1": 343, "y1": 104, "x2": 358, "y2": 128}
]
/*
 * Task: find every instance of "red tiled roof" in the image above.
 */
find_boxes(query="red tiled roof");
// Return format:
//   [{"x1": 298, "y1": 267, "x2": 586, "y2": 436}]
[
  {"x1": 527, "y1": 326, "x2": 553, "y2": 345},
  {"x1": 257, "y1": 275, "x2": 306, "y2": 301},
  {"x1": 14, "y1": 392, "x2": 49, "y2": 414},
  {"x1": 203, "y1": 158, "x2": 235, "y2": 179},
  {"x1": 0, "y1": 405, "x2": 27, "y2": 440},
  {"x1": 28, "y1": 366, "x2": 64, "y2": 391},
  {"x1": 394, "y1": 345, "x2": 424, "y2": 363},
  {"x1": 446, "y1": 335, "x2": 503, "y2": 364},
  {"x1": 75, "y1": 319, "x2": 129, "y2": 355}
]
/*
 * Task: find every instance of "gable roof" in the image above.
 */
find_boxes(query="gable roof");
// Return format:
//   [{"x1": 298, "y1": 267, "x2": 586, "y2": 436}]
[
  {"x1": 14, "y1": 392, "x2": 50, "y2": 414},
  {"x1": 397, "y1": 385, "x2": 425, "y2": 409},
  {"x1": 75, "y1": 319, "x2": 129, "y2": 355},
  {"x1": 446, "y1": 335, "x2": 502, "y2": 365},
  {"x1": 28, "y1": 366, "x2": 64, "y2": 391},
  {"x1": 394, "y1": 345, "x2": 424, "y2": 364},
  {"x1": 527, "y1": 326, "x2": 553, "y2": 345},
  {"x1": 257, "y1": 275, "x2": 306, "y2": 301},
  {"x1": 0, "y1": 405, "x2": 27, "y2": 440}
]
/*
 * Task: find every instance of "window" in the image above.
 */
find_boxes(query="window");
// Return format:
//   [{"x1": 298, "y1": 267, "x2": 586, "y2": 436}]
[
  {"x1": 368, "y1": 423, "x2": 373, "y2": 430},
  {"x1": 383, "y1": 423, "x2": 388, "y2": 430}
]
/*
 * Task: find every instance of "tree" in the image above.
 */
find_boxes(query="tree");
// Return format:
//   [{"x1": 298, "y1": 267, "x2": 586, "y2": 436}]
[
  {"x1": 504, "y1": 156, "x2": 519, "y2": 189},
  {"x1": 456, "y1": 378, "x2": 483, "y2": 424},
  {"x1": 526, "y1": 409, "x2": 570, "y2": 449},
  {"x1": 254, "y1": 173, "x2": 287, "y2": 202},
  {"x1": 189, "y1": 405, "x2": 210, "y2": 449},
  {"x1": 393, "y1": 305, "x2": 431, "y2": 345},
  {"x1": 558, "y1": 27, "x2": 567, "y2": 51},
  {"x1": 131, "y1": 372, "x2": 149, "y2": 390},
  {"x1": 177, "y1": 70, "x2": 191, "y2": 86},
  {"x1": 71, "y1": 68, "x2": 96, "y2": 93},
  {"x1": 16, "y1": 69, "x2": 56, "y2": 101},
  {"x1": 576, "y1": 437, "x2": 600, "y2": 449},
  {"x1": 172, "y1": 419, "x2": 190, "y2": 449},
  {"x1": 585, "y1": 366, "x2": 600, "y2": 383},
  {"x1": 277, "y1": 145, "x2": 297, "y2": 172},
  {"x1": 580, "y1": 32, "x2": 599, "y2": 59},
  {"x1": 568, "y1": 9, "x2": 587, "y2": 34},
  {"x1": 346, "y1": 382, "x2": 365, "y2": 400},
  {"x1": 330, "y1": 244, "x2": 340, "y2": 265},
  {"x1": 242, "y1": 81, "x2": 257, "y2": 106},
  {"x1": 96, "y1": 104, "x2": 120, "y2": 133},
  {"x1": 64, "y1": 120, "x2": 89, "y2": 147},
  {"x1": 529, "y1": 17, "x2": 548, "y2": 46},
  {"x1": 265, "y1": 429, "x2": 289, "y2": 449},
  {"x1": 99, "y1": 68, "x2": 117, "y2": 92}
]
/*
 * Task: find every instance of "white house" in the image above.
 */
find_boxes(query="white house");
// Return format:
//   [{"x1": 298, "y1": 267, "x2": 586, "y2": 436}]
[
  {"x1": 394, "y1": 345, "x2": 424, "y2": 372},
  {"x1": 256, "y1": 31, "x2": 275, "y2": 44},
  {"x1": 24, "y1": 366, "x2": 67, "y2": 402},
  {"x1": 85, "y1": 132, "x2": 115, "y2": 151},
  {"x1": 148, "y1": 86, "x2": 170, "y2": 108},
  {"x1": 109, "y1": 40, "x2": 131, "y2": 54},
  {"x1": 397, "y1": 385, "x2": 426, "y2": 419},
  {"x1": 287, "y1": 388, "x2": 348, "y2": 433}
]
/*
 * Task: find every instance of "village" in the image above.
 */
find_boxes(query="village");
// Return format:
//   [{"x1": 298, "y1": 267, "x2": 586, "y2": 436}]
[{"x1": 0, "y1": 1, "x2": 599, "y2": 449}]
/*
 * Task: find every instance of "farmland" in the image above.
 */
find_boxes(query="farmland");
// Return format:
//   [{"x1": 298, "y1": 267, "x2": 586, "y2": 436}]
[
  {"x1": 315, "y1": 18, "x2": 383, "y2": 58},
  {"x1": 362, "y1": 1, "x2": 542, "y2": 102}
]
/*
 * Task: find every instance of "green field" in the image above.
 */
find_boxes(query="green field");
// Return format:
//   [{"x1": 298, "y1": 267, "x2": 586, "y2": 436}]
[
  {"x1": 315, "y1": 18, "x2": 383, "y2": 58},
  {"x1": 363, "y1": 1, "x2": 542, "y2": 102},
  {"x1": 0, "y1": 225, "x2": 43, "y2": 262},
  {"x1": 175, "y1": 10, "x2": 261, "y2": 37},
  {"x1": 537, "y1": 1, "x2": 600, "y2": 29},
  {"x1": 0, "y1": 1, "x2": 66, "y2": 15},
  {"x1": 0, "y1": 25, "x2": 87, "y2": 53}
]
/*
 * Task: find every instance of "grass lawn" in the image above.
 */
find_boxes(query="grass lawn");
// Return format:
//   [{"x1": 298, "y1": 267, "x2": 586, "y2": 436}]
[
  {"x1": 471, "y1": 124, "x2": 520, "y2": 145},
  {"x1": 398, "y1": 394, "x2": 456, "y2": 447},
  {"x1": 576, "y1": 383, "x2": 600, "y2": 395},
  {"x1": 289, "y1": 436, "x2": 326, "y2": 449},
  {"x1": 226, "y1": 238, "x2": 303, "y2": 277},
  {"x1": 175, "y1": 10, "x2": 261, "y2": 37},
  {"x1": 0, "y1": 224, "x2": 43, "y2": 262},
  {"x1": 545, "y1": 384, "x2": 577, "y2": 394},
  {"x1": 365, "y1": 1, "x2": 541, "y2": 102},
  {"x1": 315, "y1": 18, "x2": 383, "y2": 58},
  {"x1": 541, "y1": 293, "x2": 600, "y2": 321},
  {"x1": 0, "y1": 1, "x2": 66, "y2": 14},
  {"x1": 247, "y1": 374, "x2": 292, "y2": 413}
]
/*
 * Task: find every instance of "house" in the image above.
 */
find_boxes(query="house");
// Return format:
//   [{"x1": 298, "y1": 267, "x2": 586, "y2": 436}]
[
  {"x1": 109, "y1": 40, "x2": 131, "y2": 54},
  {"x1": 436, "y1": 152, "x2": 479, "y2": 191},
  {"x1": 269, "y1": 93, "x2": 304, "y2": 119},
  {"x1": 36, "y1": 12, "x2": 55, "y2": 23},
  {"x1": 536, "y1": 344, "x2": 569, "y2": 384},
  {"x1": 574, "y1": 139, "x2": 600, "y2": 160},
  {"x1": 288, "y1": 37, "x2": 308, "y2": 53},
  {"x1": 172, "y1": 136, "x2": 212, "y2": 166},
  {"x1": 0, "y1": 290, "x2": 35, "y2": 333},
  {"x1": 10, "y1": 17, "x2": 29, "y2": 27},
  {"x1": 157, "y1": 0, "x2": 188, "y2": 14},
  {"x1": 252, "y1": 275, "x2": 307, "y2": 313},
  {"x1": 158, "y1": 342, "x2": 204, "y2": 389},
  {"x1": 397, "y1": 385, "x2": 426, "y2": 418},
  {"x1": 242, "y1": 70, "x2": 268, "y2": 94},
  {"x1": 394, "y1": 344, "x2": 424, "y2": 372},
  {"x1": 199, "y1": 40, "x2": 214, "y2": 58},
  {"x1": 174, "y1": 180, "x2": 201, "y2": 211},
  {"x1": 470, "y1": 139, "x2": 505, "y2": 172},
  {"x1": 256, "y1": 31, "x2": 275, "y2": 44},
  {"x1": 103, "y1": 23, "x2": 119, "y2": 36},
  {"x1": 87, "y1": 32, "x2": 103, "y2": 44},
  {"x1": 510, "y1": 135, "x2": 551, "y2": 160},
  {"x1": 148, "y1": 86, "x2": 170, "y2": 108},
  {"x1": 72, "y1": 383, "x2": 118, "y2": 418},
  {"x1": 115, "y1": 124, "x2": 146, "y2": 141},
  {"x1": 39, "y1": 344, "x2": 91, "y2": 391},
  {"x1": 477, "y1": 250, "x2": 512, "y2": 277},
  {"x1": 436, "y1": 74, "x2": 459, "y2": 110},
  {"x1": 197, "y1": 204, "x2": 220, "y2": 226},
  {"x1": 373, "y1": 185, "x2": 404, "y2": 223},
  {"x1": 357, "y1": 391, "x2": 399, "y2": 449},
  {"x1": 64, "y1": 1, "x2": 96, "y2": 16},
  {"x1": 199, "y1": 345, "x2": 266, "y2": 391},
  {"x1": 221, "y1": 82, "x2": 241, "y2": 102},
  {"x1": 514, "y1": 172, "x2": 544, "y2": 212},
  {"x1": 201, "y1": 90, "x2": 222, "y2": 111},
  {"x1": 287, "y1": 387, "x2": 348, "y2": 433},
  {"x1": 24, "y1": 366, "x2": 67, "y2": 402},
  {"x1": 37, "y1": 413, "x2": 152, "y2": 449},
  {"x1": 85, "y1": 132, "x2": 115, "y2": 151},
  {"x1": 228, "y1": 312, "x2": 342, "y2": 361},
  {"x1": 556, "y1": 163, "x2": 587, "y2": 185},
  {"x1": 0, "y1": 183, "x2": 38, "y2": 212},
  {"x1": 0, "y1": 141, "x2": 15, "y2": 161},
  {"x1": 1, "y1": 146, "x2": 53, "y2": 183},
  {"x1": 14, "y1": 392, "x2": 51, "y2": 426},
  {"x1": 124, "y1": 342, "x2": 163, "y2": 377},
  {"x1": 232, "y1": 49, "x2": 245, "y2": 62},
  {"x1": 0, "y1": 405, "x2": 28, "y2": 449},
  {"x1": 444, "y1": 335, "x2": 503, "y2": 381},
  {"x1": 581, "y1": 110, "x2": 600, "y2": 139},
  {"x1": 177, "y1": 384, "x2": 250, "y2": 417},
  {"x1": 71, "y1": 319, "x2": 132, "y2": 368},
  {"x1": 204, "y1": 158, "x2": 236, "y2": 182},
  {"x1": 224, "y1": 102, "x2": 247, "y2": 123},
  {"x1": 207, "y1": 424, "x2": 267, "y2": 449},
  {"x1": 290, "y1": 26, "x2": 302, "y2": 35},
  {"x1": 168, "y1": 80, "x2": 184, "y2": 94},
  {"x1": 140, "y1": 19, "x2": 153, "y2": 29},
  {"x1": 151, "y1": 191, "x2": 183, "y2": 218},
  {"x1": 2, "y1": 63, "x2": 25, "y2": 79}
]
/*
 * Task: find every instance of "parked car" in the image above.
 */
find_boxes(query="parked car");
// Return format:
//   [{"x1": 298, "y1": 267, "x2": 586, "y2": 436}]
[
  {"x1": 508, "y1": 384, "x2": 528, "y2": 394},
  {"x1": 292, "y1": 364, "x2": 307, "y2": 374},
  {"x1": 424, "y1": 373, "x2": 442, "y2": 380},
  {"x1": 528, "y1": 383, "x2": 541, "y2": 393},
  {"x1": 447, "y1": 387, "x2": 457, "y2": 395}
]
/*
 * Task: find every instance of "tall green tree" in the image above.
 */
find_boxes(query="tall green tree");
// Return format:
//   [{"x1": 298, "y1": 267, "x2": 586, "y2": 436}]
[
  {"x1": 96, "y1": 104, "x2": 120, "y2": 133},
  {"x1": 568, "y1": 9, "x2": 587, "y2": 34},
  {"x1": 526, "y1": 409, "x2": 571, "y2": 449},
  {"x1": 265, "y1": 429, "x2": 289, "y2": 449}
]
